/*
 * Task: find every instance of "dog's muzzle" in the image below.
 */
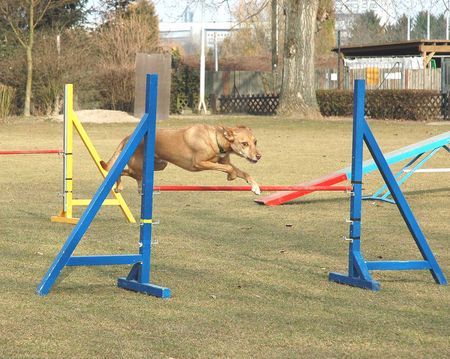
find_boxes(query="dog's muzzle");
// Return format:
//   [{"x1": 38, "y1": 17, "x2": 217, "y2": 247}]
[{"x1": 247, "y1": 154, "x2": 261, "y2": 163}]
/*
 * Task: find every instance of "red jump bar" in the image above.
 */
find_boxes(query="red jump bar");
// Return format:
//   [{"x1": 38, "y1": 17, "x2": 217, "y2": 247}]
[
  {"x1": 153, "y1": 185, "x2": 351, "y2": 192},
  {"x1": 0, "y1": 149, "x2": 62, "y2": 155}
]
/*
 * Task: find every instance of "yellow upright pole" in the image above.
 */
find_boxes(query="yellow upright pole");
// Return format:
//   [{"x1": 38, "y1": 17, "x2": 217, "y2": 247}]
[
  {"x1": 51, "y1": 85, "x2": 77, "y2": 224},
  {"x1": 51, "y1": 84, "x2": 136, "y2": 224}
]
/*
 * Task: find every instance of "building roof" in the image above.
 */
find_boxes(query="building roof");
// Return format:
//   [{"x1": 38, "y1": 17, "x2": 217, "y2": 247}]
[{"x1": 332, "y1": 40, "x2": 450, "y2": 57}]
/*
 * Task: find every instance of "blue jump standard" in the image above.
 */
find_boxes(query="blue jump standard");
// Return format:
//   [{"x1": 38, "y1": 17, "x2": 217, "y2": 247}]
[
  {"x1": 37, "y1": 74, "x2": 170, "y2": 298},
  {"x1": 328, "y1": 80, "x2": 447, "y2": 291}
]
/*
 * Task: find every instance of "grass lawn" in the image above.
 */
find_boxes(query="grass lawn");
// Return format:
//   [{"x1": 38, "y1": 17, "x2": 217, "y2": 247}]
[{"x1": 0, "y1": 115, "x2": 449, "y2": 358}]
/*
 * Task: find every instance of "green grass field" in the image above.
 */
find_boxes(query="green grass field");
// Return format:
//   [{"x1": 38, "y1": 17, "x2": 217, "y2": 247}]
[{"x1": 1, "y1": 115, "x2": 449, "y2": 358}]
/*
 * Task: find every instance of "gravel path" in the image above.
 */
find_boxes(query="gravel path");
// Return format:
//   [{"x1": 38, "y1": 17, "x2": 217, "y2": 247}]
[{"x1": 57, "y1": 109, "x2": 140, "y2": 123}]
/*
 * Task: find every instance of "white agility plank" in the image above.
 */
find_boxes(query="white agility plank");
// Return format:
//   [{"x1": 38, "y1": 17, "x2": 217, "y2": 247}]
[{"x1": 403, "y1": 168, "x2": 450, "y2": 173}]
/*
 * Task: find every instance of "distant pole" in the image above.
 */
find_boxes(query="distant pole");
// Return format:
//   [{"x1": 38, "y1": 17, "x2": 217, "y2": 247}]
[
  {"x1": 407, "y1": 16, "x2": 411, "y2": 41},
  {"x1": 447, "y1": 12, "x2": 449, "y2": 40},
  {"x1": 337, "y1": 30, "x2": 341, "y2": 90},
  {"x1": 198, "y1": 1, "x2": 207, "y2": 114},
  {"x1": 271, "y1": 0, "x2": 278, "y2": 70},
  {"x1": 214, "y1": 32, "x2": 218, "y2": 72},
  {"x1": 198, "y1": 26, "x2": 207, "y2": 113},
  {"x1": 448, "y1": 1, "x2": 450, "y2": 40}
]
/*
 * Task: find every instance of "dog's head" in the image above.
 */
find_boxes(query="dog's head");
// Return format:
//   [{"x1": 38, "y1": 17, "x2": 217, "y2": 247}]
[{"x1": 223, "y1": 125, "x2": 261, "y2": 163}]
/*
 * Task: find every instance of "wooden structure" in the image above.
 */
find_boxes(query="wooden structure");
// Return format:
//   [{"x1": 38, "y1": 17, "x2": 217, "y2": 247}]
[{"x1": 333, "y1": 40, "x2": 450, "y2": 91}]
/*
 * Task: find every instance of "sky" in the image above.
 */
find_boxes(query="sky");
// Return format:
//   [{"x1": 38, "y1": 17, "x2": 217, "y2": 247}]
[
  {"x1": 153, "y1": 0, "x2": 237, "y2": 23},
  {"x1": 86, "y1": 1, "x2": 450, "y2": 26},
  {"x1": 86, "y1": 0, "x2": 238, "y2": 23}
]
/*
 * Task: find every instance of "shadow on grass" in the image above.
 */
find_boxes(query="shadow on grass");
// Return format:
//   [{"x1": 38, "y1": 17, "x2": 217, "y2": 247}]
[{"x1": 275, "y1": 196, "x2": 349, "y2": 206}]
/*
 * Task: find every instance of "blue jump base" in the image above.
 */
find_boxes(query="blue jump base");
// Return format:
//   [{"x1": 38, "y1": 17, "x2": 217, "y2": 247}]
[
  {"x1": 36, "y1": 74, "x2": 170, "y2": 298},
  {"x1": 328, "y1": 80, "x2": 447, "y2": 291}
]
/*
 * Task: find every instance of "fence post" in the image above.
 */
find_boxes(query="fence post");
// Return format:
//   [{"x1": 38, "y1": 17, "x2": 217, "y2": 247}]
[{"x1": 209, "y1": 94, "x2": 217, "y2": 114}]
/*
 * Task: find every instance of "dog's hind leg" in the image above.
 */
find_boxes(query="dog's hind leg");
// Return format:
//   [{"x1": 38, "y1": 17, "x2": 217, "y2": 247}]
[{"x1": 114, "y1": 168, "x2": 138, "y2": 193}]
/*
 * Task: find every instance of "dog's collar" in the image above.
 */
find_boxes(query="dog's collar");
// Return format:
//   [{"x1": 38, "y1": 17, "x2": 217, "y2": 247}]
[{"x1": 216, "y1": 132, "x2": 227, "y2": 154}]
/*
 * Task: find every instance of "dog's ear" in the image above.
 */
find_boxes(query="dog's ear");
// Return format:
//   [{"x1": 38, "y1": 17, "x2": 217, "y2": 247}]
[{"x1": 223, "y1": 127, "x2": 234, "y2": 142}]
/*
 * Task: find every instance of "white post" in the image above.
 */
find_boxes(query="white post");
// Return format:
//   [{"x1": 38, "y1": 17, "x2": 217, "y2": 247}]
[
  {"x1": 56, "y1": 34, "x2": 61, "y2": 56},
  {"x1": 448, "y1": 1, "x2": 450, "y2": 40},
  {"x1": 407, "y1": 16, "x2": 411, "y2": 41},
  {"x1": 214, "y1": 32, "x2": 219, "y2": 72},
  {"x1": 198, "y1": 26, "x2": 207, "y2": 113},
  {"x1": 447, "y1": 13, "x2": 449, "y2": 40}
]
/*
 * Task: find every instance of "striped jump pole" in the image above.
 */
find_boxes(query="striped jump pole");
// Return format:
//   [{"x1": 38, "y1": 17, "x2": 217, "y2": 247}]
[
  {"x1": 0, "y1": 149, "x2": 62, "y2": 155},
  {"x1": 153, "y1": 185, "x2": 352, "y2": 192}
]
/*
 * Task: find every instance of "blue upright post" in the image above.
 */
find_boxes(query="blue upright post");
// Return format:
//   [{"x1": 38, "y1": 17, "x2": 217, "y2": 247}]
[
  {"x1": 117, "y1": 75, "x2": 171, "y2": 298},
  {"x1": 329, "y1": 80, "x2": 380, "y2": 290},
  {"x1": 37, "y1": 74, "x2": 170, "y2": 298},
  {"x1": 329, "y1": 79, "x2": 447, "y2": 290}
]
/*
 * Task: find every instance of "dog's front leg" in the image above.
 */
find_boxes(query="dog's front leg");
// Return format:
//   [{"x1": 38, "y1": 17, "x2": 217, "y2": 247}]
[
  {"x1": 231, "y1": 166, "x2": 260, "y2": 195},
  {"x1": 193, "y1": 160, "x2": 237, "y2": 179},
  {"x1": 219, "y1": 158, "x2": 260, "y2": 195}
]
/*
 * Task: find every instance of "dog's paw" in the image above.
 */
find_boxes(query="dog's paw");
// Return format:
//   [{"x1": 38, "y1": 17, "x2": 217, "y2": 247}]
[
  {"x1": 251, "y1": 183, "x2": 261, "y2": 195},
  {"x1": 227, "y1": 172, "x2": 237, "y2": 181}
]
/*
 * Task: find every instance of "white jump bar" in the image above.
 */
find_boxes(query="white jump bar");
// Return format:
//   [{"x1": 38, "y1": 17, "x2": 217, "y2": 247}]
[{"x1": 403, "y1": 168, "x2": 450, "y2": 173}]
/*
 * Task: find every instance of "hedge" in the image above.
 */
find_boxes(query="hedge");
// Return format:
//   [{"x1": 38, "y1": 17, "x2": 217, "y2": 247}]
[{"x1": 316, "y1": 89, "x2": 445, "y2": 121}]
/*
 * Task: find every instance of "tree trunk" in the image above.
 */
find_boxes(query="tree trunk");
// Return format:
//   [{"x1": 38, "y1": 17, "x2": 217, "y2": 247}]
[
  {"x1": 278, "y1": 0, "x2": 321, "y2": 119},
  {"x1": 23, "y1": 1, "x2": 35, "y2": 117},
  {"x1": 24, "y1": 44, "x2": 33, "y2": 116}
]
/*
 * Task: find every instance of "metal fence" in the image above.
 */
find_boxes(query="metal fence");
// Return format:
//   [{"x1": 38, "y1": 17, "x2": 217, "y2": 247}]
[{"x1": 216, "y1": 91, "x2": 450, "y2": 120}]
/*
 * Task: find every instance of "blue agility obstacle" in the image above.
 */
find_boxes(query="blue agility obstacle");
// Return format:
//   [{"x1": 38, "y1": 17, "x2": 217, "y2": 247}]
[
  {"x1": 364, "y1": 139, "x2": 450, "y2": 204},
  {"x1": 37, "y1": 74, "x2": 170, "y2": 298},
  {"x1": 329, "y1": 80, "x2": 448, "y2": 291}
]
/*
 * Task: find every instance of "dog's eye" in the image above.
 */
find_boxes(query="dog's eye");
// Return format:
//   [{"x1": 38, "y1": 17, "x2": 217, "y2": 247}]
[
  {"x1": 242, "y1": 142, "x2": 248, "y2": 147},
  {"x1": 254, "y1": 140, "x2": 257, "y2": 145}
]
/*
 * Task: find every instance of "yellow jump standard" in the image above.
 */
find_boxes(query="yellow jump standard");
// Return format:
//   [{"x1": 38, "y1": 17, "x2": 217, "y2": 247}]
[{"x1": 51, "y1": 84, "x2": 136, "y2": 224}]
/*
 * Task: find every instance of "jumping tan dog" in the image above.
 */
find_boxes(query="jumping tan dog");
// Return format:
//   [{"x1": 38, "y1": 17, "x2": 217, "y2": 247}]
[{"x1": 100, "y1": 124, "x2": 262, "y2": 194}]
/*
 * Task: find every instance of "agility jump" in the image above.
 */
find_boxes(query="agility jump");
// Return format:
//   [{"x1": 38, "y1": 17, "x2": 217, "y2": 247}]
[
  {"x1": 256, "y1": 131, "x2": 450, "y2": 206},
  {"x1": 37, "y1": 74, "x2": 169, "y2": 297},
  {"x1": 50, "y1": 84, "x2": 135, "y2": 224},
  {"x1": 37, "y1": 76, "x2": 447, "y2": 297},
  {"x1": 328, "y1": 79, "x2": 447, "y2": 291}
]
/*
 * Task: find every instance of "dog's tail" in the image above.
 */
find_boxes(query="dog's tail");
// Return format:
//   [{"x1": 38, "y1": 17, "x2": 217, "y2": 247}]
[{"x1": 100, "y1": 136, "x2": 128, "y2": 171}]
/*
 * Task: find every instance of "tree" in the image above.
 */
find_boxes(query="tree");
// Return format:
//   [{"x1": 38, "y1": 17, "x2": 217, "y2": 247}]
[
  {"x1": 277, "y1": 0, "x2": 321, "y2": 118},
  {"x1": 432, "y1": 14, "x2": 446, "y2": 39},
  {"x1": 219, "y1": 0, "x2": 271, "y2": 58},
  {"x1": 95, "y1": 0, "x2": 160, "y2": 111},
  {"x1": 315, "y1": 0, "x2": 334, "y2": 60},
  {"x1": 347, "y1": 10, "x2": 385, "y2": 46},
  {"x1": 0, "y1": 0, "x2": 76, "y2": 116},
  {"x1": 385, "y1": 14, "x2": 408, "y2": 43},
  {"x1": 410, "y1": 11, "x2": 445, "y2": 40},
  {"x1": 37, "y1": 0, "x2": 89, "y2": 31},
  {"x1": 102, "y1": 0, "x2": 133, "y2": 12}
]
